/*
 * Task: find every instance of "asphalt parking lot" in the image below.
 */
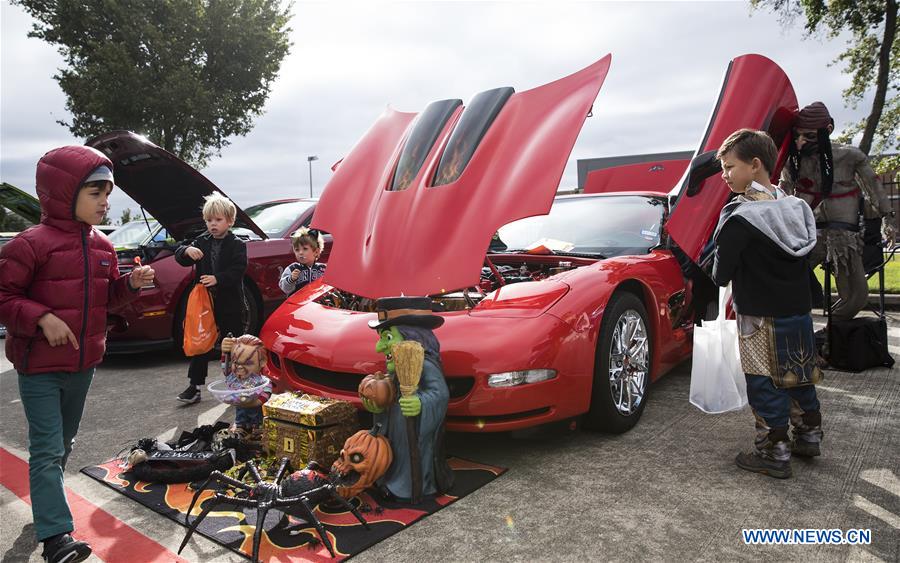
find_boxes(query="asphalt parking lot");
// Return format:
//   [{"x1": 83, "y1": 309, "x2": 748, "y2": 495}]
[{"x1": 1, "y1": 312, "x2": 898, "y2": 562}]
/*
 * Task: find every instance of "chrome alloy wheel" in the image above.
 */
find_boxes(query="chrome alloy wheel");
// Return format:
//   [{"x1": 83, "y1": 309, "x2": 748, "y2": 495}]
[{"x1": 607, "y1": 309, "x2": 649, "y2": 415}]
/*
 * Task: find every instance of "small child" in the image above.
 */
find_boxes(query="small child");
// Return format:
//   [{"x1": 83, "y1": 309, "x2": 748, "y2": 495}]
[
  {"x1": 279, "y1": 227, "x2": 326, "y2": 296},
  {"x1": 0, "y1": 146, "x2": 154, "y2": 563},
  {"x1": 712, "y1": 128, "x2": 823, "y2": 480},
  {"x1": 221, "y1": 334, "x2": 272, "y2": 432},
  {"x1": 174, "y1": 193, "x2": 248, "y2": 404}
]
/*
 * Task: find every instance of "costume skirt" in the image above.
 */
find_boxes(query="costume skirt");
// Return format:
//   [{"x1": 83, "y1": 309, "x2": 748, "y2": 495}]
[{"x1": 738, "y1": 313, "x2": 823, "y2": 388}]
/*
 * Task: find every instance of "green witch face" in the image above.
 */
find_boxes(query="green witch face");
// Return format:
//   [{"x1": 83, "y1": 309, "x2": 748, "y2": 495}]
[{"x1": 375, "y1": 326, "x2": 405, "y2": 373}]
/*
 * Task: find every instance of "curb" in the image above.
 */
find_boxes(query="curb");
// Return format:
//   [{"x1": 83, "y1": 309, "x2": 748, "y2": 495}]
[{"x1": 827, "y1": 293, "x2": 900, "y2": 309}]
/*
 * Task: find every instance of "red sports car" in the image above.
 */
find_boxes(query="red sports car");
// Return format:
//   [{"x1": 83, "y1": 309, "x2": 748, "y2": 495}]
[
  {"x1": 86, "y1": 131, "x2": 329, "y2": 353},
  {"x1": 260, "y1": 54, "x2": 798, "y2": 433}
]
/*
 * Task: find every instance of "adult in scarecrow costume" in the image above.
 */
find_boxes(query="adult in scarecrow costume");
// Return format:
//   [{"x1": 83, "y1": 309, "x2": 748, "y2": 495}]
[
  {"x1": 779, "y1": 101, "x2": 896, "y2": 321},
  {"x1": 360, "y1": 297, "x2": 453, "y2": 502}
]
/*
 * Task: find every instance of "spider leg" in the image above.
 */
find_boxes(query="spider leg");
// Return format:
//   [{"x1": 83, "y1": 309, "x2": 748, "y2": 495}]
[
  {"x1": 327, "y1": 485, "x2": 369, "y2": 529},
  {"x1": 294, "y1": 497, "x2": 336, "y2": 558},
  {"x1": 178, "y1": 493, "x2": 231, "y2": 554},
  {"x1": 184, "y1": 471, "x2": 249, "y2": 525},
  {"x1": 246, "y1": 459, "x2": 263, "y2": 483},
  {"x1": 251, "y1": 505, "x2": 272, "y2": 563},
  {"x1": 216, "y1": 472, "x2": 254, "y2": 491},
  {"x1": 184, "y1": 477, "x2": 213, "y2": 526},
  {"x1": 273, "y1": 457, "x2": 292, "y2": 484}
]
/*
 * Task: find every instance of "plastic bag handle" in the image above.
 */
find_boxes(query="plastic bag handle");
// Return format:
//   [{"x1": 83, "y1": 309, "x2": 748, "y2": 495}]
[{"x1": 716, "y1": 284, "x2": 732, "y2": 323}]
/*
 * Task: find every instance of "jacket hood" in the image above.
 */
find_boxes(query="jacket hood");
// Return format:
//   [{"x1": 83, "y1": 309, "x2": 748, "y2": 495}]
[
  {"x1": 36, "y1": 145, "x2": 112, "y2": 226},
  {"x1": 715, "y1": 196, "x2": 816, "y2": 257}
]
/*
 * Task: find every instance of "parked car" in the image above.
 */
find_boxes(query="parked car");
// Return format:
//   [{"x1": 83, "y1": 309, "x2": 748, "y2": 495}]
[
  {"x1": 260, "y1": 54, "x2": 798, "y2": 433},
  {"x1": 85, "y1": 131, "x2": 329, "y2": 353}
]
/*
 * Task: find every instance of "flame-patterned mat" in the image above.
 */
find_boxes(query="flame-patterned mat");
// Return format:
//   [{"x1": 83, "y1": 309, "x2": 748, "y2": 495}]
[{"x1": 81, "y1": 457, "x2": 505, "y2": 561}]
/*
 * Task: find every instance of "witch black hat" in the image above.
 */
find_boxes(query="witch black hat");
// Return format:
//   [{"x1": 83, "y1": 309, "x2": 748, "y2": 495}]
[{"x1": 368, "y1": 296, "x2": 444, "y2": 330}]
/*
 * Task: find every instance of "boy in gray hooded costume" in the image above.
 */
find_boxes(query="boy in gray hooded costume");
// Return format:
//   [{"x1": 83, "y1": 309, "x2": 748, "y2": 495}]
[{"x1": 713, "y1": 129, "x2": 824, "y2": 479}]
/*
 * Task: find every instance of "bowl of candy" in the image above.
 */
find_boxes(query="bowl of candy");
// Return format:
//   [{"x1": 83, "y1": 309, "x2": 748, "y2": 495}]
[{"x1": 207, "y1": 377, "x2": 271, "y2": 406}]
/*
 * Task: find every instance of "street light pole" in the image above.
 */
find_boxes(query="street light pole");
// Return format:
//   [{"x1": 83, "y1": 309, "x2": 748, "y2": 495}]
[{"x1": 307, "y1": 155, "x2": 319, "y2": 198}]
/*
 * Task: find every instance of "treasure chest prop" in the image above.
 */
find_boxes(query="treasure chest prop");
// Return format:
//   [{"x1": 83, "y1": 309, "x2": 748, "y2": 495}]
[{"x1": 262, "y1": 393, "x2": 357, "y2": 467}]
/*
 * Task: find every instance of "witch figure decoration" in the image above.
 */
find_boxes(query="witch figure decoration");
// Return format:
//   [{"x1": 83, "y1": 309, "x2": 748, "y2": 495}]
[{"x1": 358, "y1": 297, "x2": 454, "y2": 503}]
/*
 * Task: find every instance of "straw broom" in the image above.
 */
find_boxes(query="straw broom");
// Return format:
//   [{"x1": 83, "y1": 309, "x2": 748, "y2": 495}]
[{"x1": 392, "y1": 340, "x2": 425, "y2": 503}]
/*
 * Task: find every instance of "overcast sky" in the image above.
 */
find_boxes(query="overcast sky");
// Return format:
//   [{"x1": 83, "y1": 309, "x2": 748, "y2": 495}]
[{"x1": 1, "y1": 1, "x2": 873, "y2": 222}]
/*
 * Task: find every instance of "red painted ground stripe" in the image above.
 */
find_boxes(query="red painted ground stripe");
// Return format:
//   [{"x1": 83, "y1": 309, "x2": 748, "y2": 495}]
[{"x1": 0, "y1": 447, "x2": 188, "y2": 563}]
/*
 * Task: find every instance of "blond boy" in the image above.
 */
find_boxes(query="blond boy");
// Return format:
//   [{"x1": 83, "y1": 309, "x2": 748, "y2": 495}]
[{"x1": 174, "y1": 193, "x2": 248, "y2": 403}]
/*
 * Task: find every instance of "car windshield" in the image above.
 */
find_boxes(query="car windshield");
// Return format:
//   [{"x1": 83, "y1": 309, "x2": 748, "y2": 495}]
[
  {"x1": 496, "y1": 195, "x2": 664, "y2": 257},
  {"x1": 108, "y1": 220, "x2": 159, "y2": 248},
  {"x1": 244, "y1": 200, "x2": 314, "y2": 237}
]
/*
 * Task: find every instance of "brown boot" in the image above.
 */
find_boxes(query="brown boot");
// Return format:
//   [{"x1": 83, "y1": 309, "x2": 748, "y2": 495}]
[
  {"x1": 736, "y1": 426, "x2": 792, "y2": 479},
  {"x1": 735, "y1": 450, "x2": 792, "y2": 479},
  {"x1": 790, "y1": 411, "x2": 823, "y2": 458}
]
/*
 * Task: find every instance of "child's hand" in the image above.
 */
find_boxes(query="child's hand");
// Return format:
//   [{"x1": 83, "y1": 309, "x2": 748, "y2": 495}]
[
  {"x1": 221, "y1": 337, "x2": 236, "y2": 353},
  {"x1": 290, "y1": 269, "x2": 301, "y2": 282},
  {"x1": 37, "y1": 313, "x2": 78, "y2": 349},
  {"x1": 185, "y1": 247, "x2": 203, "y2": 261},
  {"x1": 129, "y1": 265, "x2": 155, "y2": 289},
  {"x1": 199, "y1": 275, "x2": 217, "y2": 287}
]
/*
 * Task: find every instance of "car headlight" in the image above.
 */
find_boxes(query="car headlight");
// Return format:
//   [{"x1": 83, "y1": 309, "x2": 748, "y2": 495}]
[{"x1": 487, "y1": 369, "x2": 557, "y2": 388}]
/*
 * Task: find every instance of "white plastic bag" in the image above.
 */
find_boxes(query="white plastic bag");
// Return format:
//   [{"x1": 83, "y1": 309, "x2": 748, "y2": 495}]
[{"x1": 689, "y1": 285, "x2": 748, "y2": 413}]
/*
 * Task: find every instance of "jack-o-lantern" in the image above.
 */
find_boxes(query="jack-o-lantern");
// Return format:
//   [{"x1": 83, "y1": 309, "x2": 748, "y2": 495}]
[
  {"x1": 329, "y1": 425, "x2": 392, "y2": 498},
  {"x1": 358, "y1": 371, "x2": 396, "y2": 410}
]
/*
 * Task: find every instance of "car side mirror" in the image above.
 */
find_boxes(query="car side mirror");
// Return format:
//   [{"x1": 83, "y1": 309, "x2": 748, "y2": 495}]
[{"x1": 685, "y1": 150, "x2": 722, "y2": 197}]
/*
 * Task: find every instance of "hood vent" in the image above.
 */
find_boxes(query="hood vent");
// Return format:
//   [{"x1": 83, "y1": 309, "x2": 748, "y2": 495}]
[
  {"x1": 432, "y1": 87, "x2": 514, "y2": 187},
  {"x1": 389, "y1": 98, "x2": 461, "y2": 191}
]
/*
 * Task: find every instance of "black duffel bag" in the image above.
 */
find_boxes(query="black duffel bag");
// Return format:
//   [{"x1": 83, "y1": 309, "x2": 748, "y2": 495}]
[{"x1": 828, "y1": 316, "x2": 895, "y2": 372}]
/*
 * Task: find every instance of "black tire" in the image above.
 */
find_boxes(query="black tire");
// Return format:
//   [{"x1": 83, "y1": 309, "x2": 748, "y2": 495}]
[
  {"x1": 584, "y1": 291, "x2": 652, "y2": 433},
  {"x1": 241, "y1": 281, "x2": 262, "y2": 335}
]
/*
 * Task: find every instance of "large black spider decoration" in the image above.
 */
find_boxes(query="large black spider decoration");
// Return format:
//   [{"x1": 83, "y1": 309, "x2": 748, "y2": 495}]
[{"x1": 177, "y1": 457, "x2": 369, "y2": 561}]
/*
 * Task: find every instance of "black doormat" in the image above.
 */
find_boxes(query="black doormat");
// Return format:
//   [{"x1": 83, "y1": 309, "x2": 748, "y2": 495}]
[{"x1": 81, "y1": 457, "x2": 505, "y2": 561}]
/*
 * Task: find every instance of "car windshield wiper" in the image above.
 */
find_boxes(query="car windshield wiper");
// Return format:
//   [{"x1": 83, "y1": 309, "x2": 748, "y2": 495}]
[
  {"x1": 552, "y1": 250, "x2": 606, "y2": 259},
  {"x1": 501, "y1": 249, "x2": 605, "y2": 259}
]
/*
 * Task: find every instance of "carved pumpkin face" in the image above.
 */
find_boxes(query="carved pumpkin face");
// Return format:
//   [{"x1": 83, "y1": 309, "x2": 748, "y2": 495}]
[
  {"x1": 358, "y1": 371, "x2": 396, "y2": 410},
  {"x1": 329, "y1": 429, "x2": 392, "y2": 498}
]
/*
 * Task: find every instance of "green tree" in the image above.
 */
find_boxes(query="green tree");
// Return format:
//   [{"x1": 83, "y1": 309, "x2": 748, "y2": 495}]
[
  {"x1": 119, "y1": 208, "x2": 134, "y2": 225},
  {"x1": 751, "y1": 0, "x2": 898, "y2": 172},
  {"x1": 13, "y1": 0, "x2": 292, "y2": 167}
]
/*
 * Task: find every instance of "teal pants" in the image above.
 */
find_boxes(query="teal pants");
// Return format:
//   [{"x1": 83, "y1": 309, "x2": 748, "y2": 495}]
[{"x1": 17, "y1": 368, "x2": 94, "y2": 541}]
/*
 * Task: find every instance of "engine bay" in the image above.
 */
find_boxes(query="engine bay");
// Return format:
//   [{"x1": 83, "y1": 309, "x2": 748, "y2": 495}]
[{"x1": 315, "y1": 254, "x2": 596, "y2": 312}]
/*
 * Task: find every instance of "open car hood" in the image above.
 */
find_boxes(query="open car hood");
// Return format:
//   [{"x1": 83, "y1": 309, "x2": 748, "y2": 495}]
[
  {"x1": 312, "y1": 55, "x2": 611, "y2": 298},
  {"x1": 85, "y1": 131, "x2": 267, "y2": 241},
  {"x1": 0, "y1": 182, "x2": 42, "y2": 225},
  {"x1": 665, "y1": 54, "x2": 797, "y2": 264},
  {"x1": 584, "y1": 159, "x2": 689, "y2": 195}
]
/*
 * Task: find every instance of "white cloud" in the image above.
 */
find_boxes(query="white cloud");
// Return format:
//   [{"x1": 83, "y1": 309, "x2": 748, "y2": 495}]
[{"x1": 1, "y1": 0, "x2": 875, "y2": 219}]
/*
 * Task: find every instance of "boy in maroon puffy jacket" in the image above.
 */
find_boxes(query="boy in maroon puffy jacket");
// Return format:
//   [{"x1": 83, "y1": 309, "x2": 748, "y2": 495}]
[{"x1": 0, "y1": 146, "x2": 154, "y2": 563}]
